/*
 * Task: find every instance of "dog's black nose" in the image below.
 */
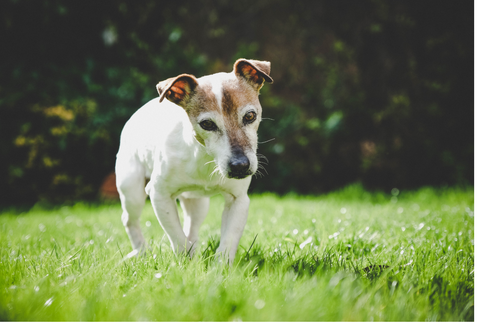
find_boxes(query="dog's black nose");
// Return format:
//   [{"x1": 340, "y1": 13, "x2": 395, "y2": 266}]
[{"x1": 228, "y1": 154, "x2": 250, "y2": 178}]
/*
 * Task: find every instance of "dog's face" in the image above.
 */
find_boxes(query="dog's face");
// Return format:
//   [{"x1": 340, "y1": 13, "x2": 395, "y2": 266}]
[{"x1": 156, "y1": 59, "x2": 273, "y2": 179}]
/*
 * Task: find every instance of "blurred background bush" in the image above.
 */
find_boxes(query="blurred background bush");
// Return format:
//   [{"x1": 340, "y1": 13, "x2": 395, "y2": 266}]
[{"x1": 0, "y1": 0, "x2": 473, "y2": 206}]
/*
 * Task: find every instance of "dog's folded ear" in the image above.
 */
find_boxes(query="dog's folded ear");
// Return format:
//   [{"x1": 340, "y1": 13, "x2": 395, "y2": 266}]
[
  {"x1": 156, "y1": 74, "x2": 198, "y2": 106},
  {"x1": 234, "y1": 59, "x2": 273, "y2": 90}
]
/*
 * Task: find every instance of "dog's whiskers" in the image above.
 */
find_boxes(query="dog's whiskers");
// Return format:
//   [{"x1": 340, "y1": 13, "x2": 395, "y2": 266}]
[
  {"x1": 257, "y1": 153, "x2": 269, "y2": 164},
  {"x1": 258, "y1": 164, "x2": 268, "y2": 175},
  {"x1": 209, "y1": 166, "x2": 220, "y2": 180},
  {"x1": 254, "y1": 169, "x2": 265, "y2": 178},
  {"x1": 204, "y1": 160, "x2": 216, "y2": 167},
  {"x1": 254, "y1": 161, "x2": 268, "y2": 178},
  {"x1": 258, "y1": 138, "x2": 275, "y2": 144},
  {"x1": 209, "y1": 165, "x2": 227, "y2": 184}
]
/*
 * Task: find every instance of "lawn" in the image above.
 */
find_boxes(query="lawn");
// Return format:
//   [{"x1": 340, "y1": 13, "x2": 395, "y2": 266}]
[{"x1": 0, "y1": 185, "x2": 474, "y2": 320}]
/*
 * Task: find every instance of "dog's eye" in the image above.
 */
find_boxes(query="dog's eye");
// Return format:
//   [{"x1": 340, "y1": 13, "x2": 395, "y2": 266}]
[
  {"x1": 199, "y1": 120, "x2": 217, "y2": 131},
  {"x1": 243, "y1": 111, "x2": 257, "y2": 124}
]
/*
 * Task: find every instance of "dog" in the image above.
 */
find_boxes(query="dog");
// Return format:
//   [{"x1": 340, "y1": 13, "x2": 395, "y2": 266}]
[{"x1": 115, "y1": 59, "x2": 273, "y2": 263}]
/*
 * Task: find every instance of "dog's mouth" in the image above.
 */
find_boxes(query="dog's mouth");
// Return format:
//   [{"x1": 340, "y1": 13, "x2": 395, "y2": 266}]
[{"x1": 227, "y1": 170, "x2": 253, "y2": 179}]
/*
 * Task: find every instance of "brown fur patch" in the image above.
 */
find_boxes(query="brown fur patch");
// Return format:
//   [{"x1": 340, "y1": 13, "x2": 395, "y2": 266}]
[
  {"x1": 221, "y1": 83, "x2": 258, "y2": 151},
  {"x1": 186, "y1": 83, "x2": 220, "y2": 118},
  {"x1": 157, "y1": 74, "x2": 198, "y2": 107},
  {"x1": 167, "y1": 81, "x2": 188, "y2": 103},
  {"x1": 234, "y1": 59, "x2": 273, "y2": 88},
  {"x1": 239, "y1": 63, "x2": 263, "y2": 85},
  {"x1": 221, "y1": 79, "x2": 261, "y2": 115}
]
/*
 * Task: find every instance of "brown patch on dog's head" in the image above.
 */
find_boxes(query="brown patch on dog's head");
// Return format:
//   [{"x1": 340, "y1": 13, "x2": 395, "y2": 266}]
[
  {"x1": 221, "y1": 89, "x2": 251, "y2": 150},
  {"x1": 220, "y1": 78, "x2": 263, "y2": 119},
  {"x1": 188, "y1": 84, "x2": 222, "y2": 146},
  {"x1": 186, "y1": 83, "x2": 220, "y2": 117}
]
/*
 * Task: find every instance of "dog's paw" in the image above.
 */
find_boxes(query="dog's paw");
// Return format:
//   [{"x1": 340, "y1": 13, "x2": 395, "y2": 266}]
[{"x1": 214, "y1": 250, "x2": 232, "y2": 266}]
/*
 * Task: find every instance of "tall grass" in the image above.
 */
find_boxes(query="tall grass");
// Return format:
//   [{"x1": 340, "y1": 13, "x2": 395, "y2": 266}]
[{"x1": 0, "y1": 185, "x2": 474, "y2": 320}]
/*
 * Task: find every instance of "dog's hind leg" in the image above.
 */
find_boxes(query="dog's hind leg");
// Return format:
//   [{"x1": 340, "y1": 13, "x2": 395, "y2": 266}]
[
  {"x1": 179, "y1": 196, "x2": 210, "y2": 254},
  {"x1": 116, "y1": 158, "x2": 147, "y2": 254}
]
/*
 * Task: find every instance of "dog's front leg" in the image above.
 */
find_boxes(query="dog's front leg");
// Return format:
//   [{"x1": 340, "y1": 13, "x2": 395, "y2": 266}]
[
  {"x1": 149, "y1": 189, "x2": 192, "y2": 255},
  {"x1": 217, "y1": 193, "x2": 250, "y2": 264}
]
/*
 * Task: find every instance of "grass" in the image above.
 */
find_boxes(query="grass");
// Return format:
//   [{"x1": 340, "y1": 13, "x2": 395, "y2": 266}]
[{"x1": 0, "y1": 184, "x2": 474, "y2": 320}]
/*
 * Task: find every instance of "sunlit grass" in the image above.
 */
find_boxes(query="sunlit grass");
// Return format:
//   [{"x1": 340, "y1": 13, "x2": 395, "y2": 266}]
[{"x1": 0, "y1": 185, "x2": 474, "y2": 320}]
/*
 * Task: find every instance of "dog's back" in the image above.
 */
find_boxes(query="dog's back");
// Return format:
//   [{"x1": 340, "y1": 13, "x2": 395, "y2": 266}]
[{"x1": 117, "y1": 98, "x2": 194, "y2": 180}]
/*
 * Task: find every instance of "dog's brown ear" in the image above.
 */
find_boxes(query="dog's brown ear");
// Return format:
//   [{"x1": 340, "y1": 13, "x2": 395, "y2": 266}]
[
  {"x1": 156, "y1": 74, "x2": 198, "y2": 107},
  {"x1": 234, "y1": 59, "x2": 273, "y2": 90}
]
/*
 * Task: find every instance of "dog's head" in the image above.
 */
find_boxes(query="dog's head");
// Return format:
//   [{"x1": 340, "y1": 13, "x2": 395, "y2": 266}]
[{"x1": 156, "y1": 59, "x2": 273, "y2": 179}]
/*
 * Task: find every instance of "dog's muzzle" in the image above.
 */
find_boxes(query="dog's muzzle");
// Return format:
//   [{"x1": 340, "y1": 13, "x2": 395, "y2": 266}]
[{"x1": 227, "y1": 148, "x2": 252, "y2": 179}]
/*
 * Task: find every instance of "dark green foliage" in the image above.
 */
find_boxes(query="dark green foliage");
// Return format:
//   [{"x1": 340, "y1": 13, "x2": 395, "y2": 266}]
[{"x1": 0, "y1": 0, "x2": 472, "y2": 205}]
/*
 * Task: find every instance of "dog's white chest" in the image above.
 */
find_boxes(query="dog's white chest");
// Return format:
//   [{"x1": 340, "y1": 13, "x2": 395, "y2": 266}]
[{"x1": 179, "y1": 185, "x2": 222, "y2": 199}]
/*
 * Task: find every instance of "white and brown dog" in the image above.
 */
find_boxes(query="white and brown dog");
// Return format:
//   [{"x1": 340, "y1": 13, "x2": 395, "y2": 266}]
[{"x1": 115, "y1": 59, "x2": 273, "y2": 263}]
